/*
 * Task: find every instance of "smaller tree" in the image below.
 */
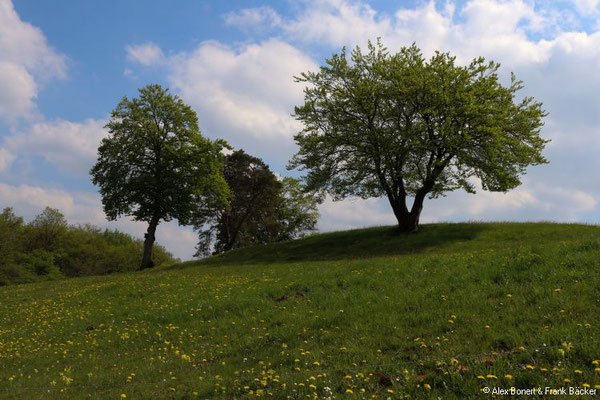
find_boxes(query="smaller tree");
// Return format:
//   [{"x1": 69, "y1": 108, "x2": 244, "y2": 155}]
[
  {"x1": 195, "y1": 150, "x2": 320, "y2": 256},
  {"x1": 91, "y1": 84, "x2": 229, "y2": 269},
  {"x1": 26, "y1": 207, "x2": 68, "y2": 251}
]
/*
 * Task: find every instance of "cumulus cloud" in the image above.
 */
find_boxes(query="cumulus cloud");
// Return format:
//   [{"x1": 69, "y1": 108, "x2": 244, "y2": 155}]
[
  {"x1": 0, "y1": 147, "x2": 15, "y2": 172},
  {"x1": 4, "y1": 119, "x2": 107, "y2": 174},
  {"x1": 572, "y1": 0, "x2": 600, "y2": 15},
  {"x1": 223, "y1": 6, "x2": 281, "y2": 29},
  {"x1": 125, "y1": 42, "x2": 165, "y2": 66},
  {"x1": 0, "y1": 0, "x2": 66, "y2": 122},
  {"x1": 127, "y1": 39, "x2": 317, "y2": 161}
]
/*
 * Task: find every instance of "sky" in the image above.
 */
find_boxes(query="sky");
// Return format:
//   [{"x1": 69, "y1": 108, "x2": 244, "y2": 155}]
[{"x1": 2, "y1": 0, "x2": 600, "y2": 260}]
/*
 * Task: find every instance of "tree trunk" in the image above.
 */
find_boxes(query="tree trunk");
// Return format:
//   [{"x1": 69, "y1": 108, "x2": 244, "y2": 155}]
[
  {"x1": 140, "y1": 216, "x2": 160, "y2": 270},
  {"x1": 388, "y1": 192, "x2": 426, "y2": 233}
]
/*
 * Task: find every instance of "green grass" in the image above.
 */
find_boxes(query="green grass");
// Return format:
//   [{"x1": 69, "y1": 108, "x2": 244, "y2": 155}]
[{"x1": 1, "y1": 222, "x2": 600, "y2": 399}]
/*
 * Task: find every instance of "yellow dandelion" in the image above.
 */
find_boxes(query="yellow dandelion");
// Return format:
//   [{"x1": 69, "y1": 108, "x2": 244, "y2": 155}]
[
  {"x1": 526, "y1": 364, "x2": 536, "y2": 370},
  {"x1": 424, "y1": 383, "x2": 431, "y2": 390},
  {"x1": 505, "y1": 374, "x2": 513, "y2": 380},
  {"x1": 486, "y1": 374, "x2": 497, "y2": 379}
]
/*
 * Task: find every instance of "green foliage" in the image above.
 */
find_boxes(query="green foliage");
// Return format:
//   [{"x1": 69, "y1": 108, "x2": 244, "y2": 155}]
[
  {"x1": 91, "y1": 84, "x2": 229, "y2": 269},
  {"x1": 275, "y1": 177, "x2": 320, "y2": 242},
  {"x1": 195, "y1": 150, "x2": 319, "y2": 256},
  {"x1": 0, "y1": 207, "x2": 177, "y2": 286},
  {"x1": 2, "y1": 223, "x2": 600, "y2": 398},
  {"x1": 21, "y1": 249, "x2": 64, "y2": 279},
  {"x1": 290, "y1": 41, "x2": 548, "y2": 231}
]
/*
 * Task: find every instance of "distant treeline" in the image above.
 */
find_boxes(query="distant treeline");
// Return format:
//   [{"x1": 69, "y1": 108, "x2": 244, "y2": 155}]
[{"x1": 0, "y1": 207, "x2": 176, "y2": 286}]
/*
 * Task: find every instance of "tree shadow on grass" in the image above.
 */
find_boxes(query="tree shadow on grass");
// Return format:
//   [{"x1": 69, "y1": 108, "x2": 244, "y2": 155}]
[{"x1": 184, "y1": 223, "x2": 490, "y2": 267}]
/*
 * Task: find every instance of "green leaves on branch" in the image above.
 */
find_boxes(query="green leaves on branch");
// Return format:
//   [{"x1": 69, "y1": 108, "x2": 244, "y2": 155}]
[{"x1": 289, "y1": 40, "x2": 548, "y2": 231}]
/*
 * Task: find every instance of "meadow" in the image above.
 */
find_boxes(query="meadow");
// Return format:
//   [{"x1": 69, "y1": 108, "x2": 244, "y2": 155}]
[{"x1": 1, "y1": 223, "x2": 600, "y2": 399}]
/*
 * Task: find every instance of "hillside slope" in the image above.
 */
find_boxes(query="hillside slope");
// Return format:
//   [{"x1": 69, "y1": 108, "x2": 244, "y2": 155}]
[{"x1": 1, "y1": 223, "x2": 600, "y2": 399}]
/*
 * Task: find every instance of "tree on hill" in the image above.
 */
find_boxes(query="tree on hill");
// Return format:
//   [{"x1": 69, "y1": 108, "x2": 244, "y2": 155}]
[
  {"x1": 289, "y1": 41, "x2": 548, "y2": 232},
  {"x1": 91, "y1": 84, "x2": 229, "y2": 269},
  {"x1": 195, "y1": 150, "x2": 319, "y2": 256}
]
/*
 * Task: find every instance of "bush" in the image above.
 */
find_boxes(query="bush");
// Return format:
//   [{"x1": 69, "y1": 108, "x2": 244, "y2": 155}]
[{"x1": 0, "y1": 207, "x2": 178, "y2": 285}]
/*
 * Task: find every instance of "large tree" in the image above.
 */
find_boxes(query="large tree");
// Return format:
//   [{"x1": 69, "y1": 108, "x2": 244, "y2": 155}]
[
  {"x1": 91, "y1": 84, "x2": 229, "y2": 269},
  {"x1": 195, "y1": 150, "x2": 319, "y2": 256},
  {"x1": 289, "y1": 41, "x2": 548, "y2": 232}
]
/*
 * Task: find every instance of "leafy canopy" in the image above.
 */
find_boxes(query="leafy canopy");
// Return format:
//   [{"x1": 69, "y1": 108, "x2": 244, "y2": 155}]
[
  {"x1": 91, "y1": 84, "x2": 229, "y2": 226},
  {"x1": 289, "y1": 41, "x2": 548, "y2": 222}
]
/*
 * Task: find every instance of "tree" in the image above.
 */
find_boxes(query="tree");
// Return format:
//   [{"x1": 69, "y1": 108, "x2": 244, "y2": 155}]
[
  {"x1": 195, "y1": 150, "x2": 320, "y2": 256},
  {"x1": 91, "y1": 84, "x2": 229, "y2": 269},
  {"x1": 26, "y1": 207, "x2": 68, "y2": 251},
  {"x1": 274, "y1": 177, "x2": 320, "y2": 241},
  {"x1": 289, "y1": 41, "x2": 548, "y2": 232}
]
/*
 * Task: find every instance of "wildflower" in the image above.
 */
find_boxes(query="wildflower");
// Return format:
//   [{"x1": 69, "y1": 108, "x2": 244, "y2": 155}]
[
  {"x1": 121, "y1": 395, "x2": 127, "y2": 399},
  {"x1": 486, "y1": 374, "x2": 497, "y2": 379},
  {"x1": 477, "y1": 375, "x2": 485, "y2": 380},
  {"x1": 345, "y1": 389, "x2": 353, "y2": 394},
  {"x1": 450, "y1": 358, "x2": 459, "y2": 366},
  {"x1": 554, "y1": 288, "x2": 561, "y2": 292},
  {"x1": 424, "y1": 383, "x2": 431, "y2": 390},
  {"x1": 575, "y1": 370, "x2": 583, "y2": 375},
  {"x1": 526, "y1": 364, "x2": 535, "y2": 370},
  {"x1": 506, "y1": 294, "x2": 512, "y2": 298},
  {"x1": 505, "y1": 374, "x2": 513, "y2": 380},
  {"x1": 564, "y1": 378, "x2": 571, "y2": 383}
]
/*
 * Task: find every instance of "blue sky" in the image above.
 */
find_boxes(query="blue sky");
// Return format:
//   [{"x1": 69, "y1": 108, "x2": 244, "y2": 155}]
[{"x1": 2, "y1": 0, "x2": 600, "y2": 259}]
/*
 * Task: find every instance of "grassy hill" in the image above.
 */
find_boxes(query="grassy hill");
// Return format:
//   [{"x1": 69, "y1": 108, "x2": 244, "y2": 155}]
[{"x1": 1, "y1": 223, "x2": 600, "y2": 399}]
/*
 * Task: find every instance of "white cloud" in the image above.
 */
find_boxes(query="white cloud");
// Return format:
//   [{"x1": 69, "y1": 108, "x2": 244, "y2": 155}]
[
  {"x1": 125, "y1": 42, "x2": 165, "y2": 66},
  {"x1": 0, "y1": 147, "x2": 15, "y2": 172},
  {"x1": 162, "y1": 39, "x2": 317, "y2": 159},
  {"x1": 0, "y1": 0, "x2": 66, "y2": 122},
  {"x1": 4, "y1": 119, "x2": 107, "y2": 174},
  {"x1": 572, "y1": 0, "x2": 600, "y2": 15},
  {"x1": 223, "y1": 6, "x2": 281, "y2": 29},
  {"x1": 317, "y1": 196, "x2": 394, "y2": 231}
]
